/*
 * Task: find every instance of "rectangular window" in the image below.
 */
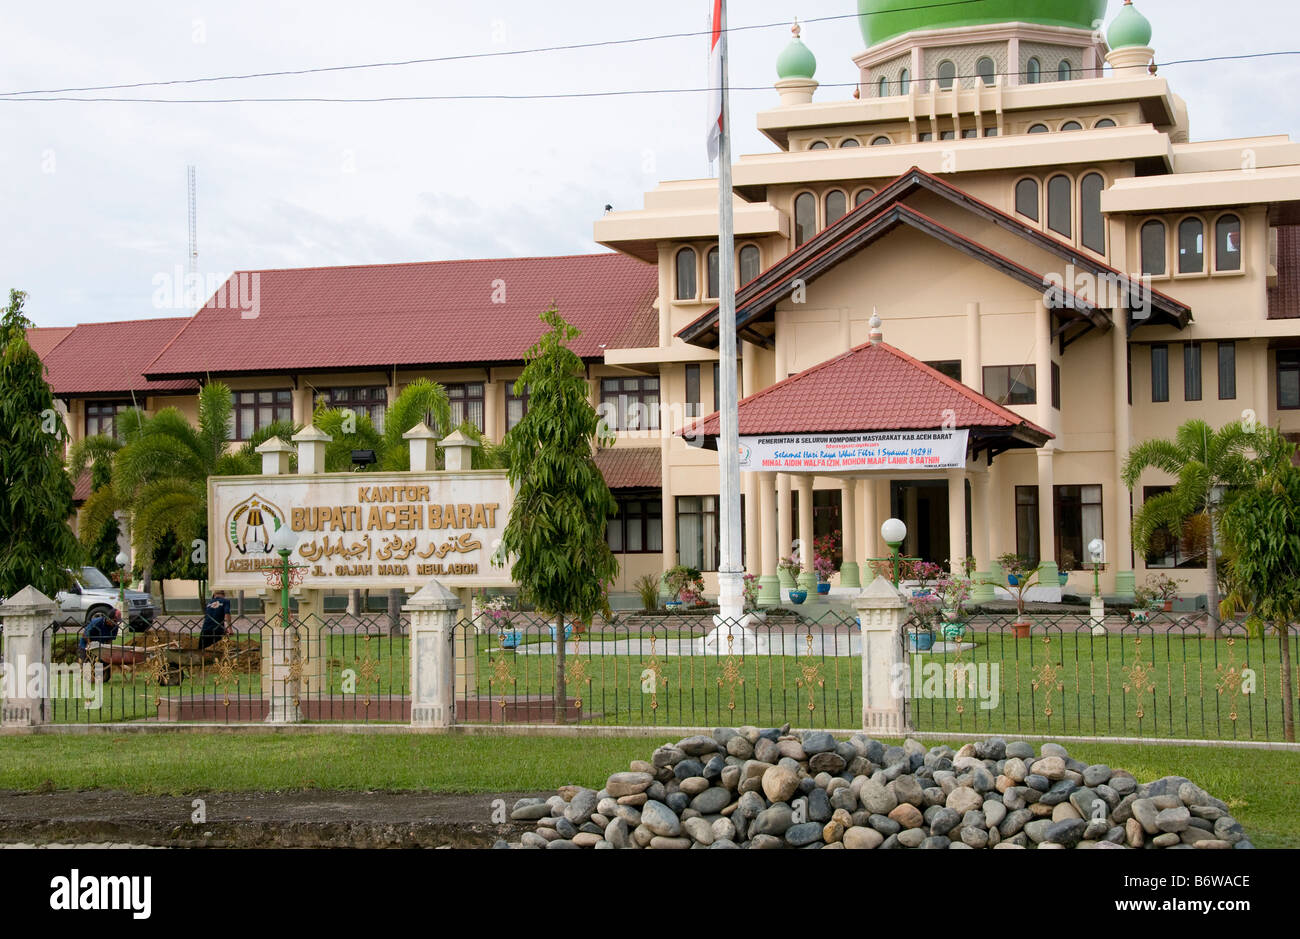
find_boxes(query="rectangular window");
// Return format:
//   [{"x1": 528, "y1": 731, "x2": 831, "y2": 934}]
[
  {"x1": 1183, "y1": 342, "x2": 1202, "y2": 402},
  {"x1": 1141, "y1": 485, "x2": 1206, "y2": 569},
  {"x1": 676, "y1": 495, "x2": 719, "y2": 572},
  {"x1": 230, "y1": 389, "x2": 292, "y2": 441},
  {"x1": 685, "y1": 364, "x2": 701, "y2": 418},
  {"x1": 982, "y1": 365, "x2": 1036, "y2": 405},
  {"x1": 1218, "y1": 342, "x2": 1236, "y2": 399},
  {"x1": 924, "y1": 360, "x2": 962, "y2": 383},
  {"x1": 1053, "y1": 484, "x2": 1103, "y2": 569},
  {"x1": 445, "y1": 382, "x2": 485, "y2": 431},
  {"x1": 1014, "y1": 486, "x2": 1039, "y2": 566},
  {"x1": 711, "y1": 362, "x2": 720, "y2": 414},
  {"x1": 599, "y1": 376, "x2": 661, "y2": 431},
  {"x1": 1280, "y1": 350, "x2": 1300, "y2": 410},
  {"x1": 85, "y1": 400, "x2": 131, "y2": 440},
  {"x1": 1051, "y1": 361, "x2": 1061, "y2": 410},
  {"x1": 1150, "y1": 344, "x2": 1169, "y2": 402},
  {"x1": 606, "y1": 495, "x2": 663, "y2": 554},
  {"x1": 314, "y1": 385, "x2": 387, "y2": 432},
  {"x1": 505, "y1": 381, "x2": 530, "y2": 431}
]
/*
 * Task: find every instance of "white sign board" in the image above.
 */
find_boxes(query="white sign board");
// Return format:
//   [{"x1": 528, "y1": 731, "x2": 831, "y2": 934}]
[
  {"x1": 737, "y1": 430, "x2": 970, "y2": 472},
  {"x1": 208, "y1": 471, "x2": 513, "y2": 591}
]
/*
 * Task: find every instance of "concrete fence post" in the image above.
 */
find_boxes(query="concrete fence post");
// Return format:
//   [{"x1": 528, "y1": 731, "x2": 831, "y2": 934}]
[
  {"x1": 404, "y1": 578, "x2": 462, "y2": 727},
  {"x1": 855, "y1": 575, "x2": 908, "y2": 737},
  {"x1": 1, "y1": 587, "x2": 56, "y2": 727}
]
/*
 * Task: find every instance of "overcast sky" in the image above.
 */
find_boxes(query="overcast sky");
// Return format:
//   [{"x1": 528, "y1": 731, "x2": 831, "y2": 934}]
[{"x1": 3, "y1": 1, "x2": 1298, "y2": 328}]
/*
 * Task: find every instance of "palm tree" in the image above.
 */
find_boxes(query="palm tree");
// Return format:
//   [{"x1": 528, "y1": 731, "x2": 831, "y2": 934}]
[
  {"x1": 1122, "y1": 418, "x2": 1272, "y2": 637},
  {"x1": 76, "y1": 382, "x2": 296, "y2": 607}
]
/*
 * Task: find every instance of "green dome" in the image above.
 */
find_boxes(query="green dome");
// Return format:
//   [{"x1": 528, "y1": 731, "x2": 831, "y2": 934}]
[
  {"x1": 1106, "y1": 1, "x2": 1151, "y2": 49},
  {"x1": 776, "y1": 31, "x2": 817, "y2": 80},
  {"x1": 859, "y1": 0, "x2": 1109, "y2": 48}
]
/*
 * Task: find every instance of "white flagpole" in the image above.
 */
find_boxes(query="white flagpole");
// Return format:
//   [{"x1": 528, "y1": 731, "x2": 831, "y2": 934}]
[{"x1": 715, "y1": 0, "x2": 744, "y2": 623}]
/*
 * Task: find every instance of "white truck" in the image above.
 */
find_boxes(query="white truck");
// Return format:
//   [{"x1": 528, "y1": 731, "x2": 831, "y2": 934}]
[{"x1": 53, "y1": 566, "x2": 158, "y2": 631}]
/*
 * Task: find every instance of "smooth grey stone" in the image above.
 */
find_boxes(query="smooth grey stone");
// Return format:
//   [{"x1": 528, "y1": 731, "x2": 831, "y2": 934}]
[
  {"x1": 1156, "y1": 807, "x2": 1191, "y2": 833},
  {"x1": 1084, "y1": 819, "x2": 1111, "y2": 840},
  {"x1": 785, "y1": 822, "x2": 823, "y2": 847},
  {"x1": 961, "y1": 826, "x2": 989, "y2": 848},
  {"x1": 830, "y1": 788, "x2": 858, "y2": 813},
  {"x1": 665, "y1": 792, "x2": 689, "y2": 814},
  {"x1": 652, "y1": 746, "x2": 684, "y2": 768},
  {"x1": 1109, "y1": 773, "x2": 1137, "y2": 797},
  {"x1": 890, "y1": 773, "x2": 924, "y2": 807},
  {"x1": 554, "y1": 817, "x2": 577, "y2": 839},
  {"x1": 1214, "y1": 817, "x2": 1245, "y2": 843},
  {"x1": 974, "y1": 738, "x2": 1006, "y2": 761},
  {"x1": 511, "y1": 802, "x2": 552, "y2": 821},
  {"x1": 999, "y1": 809, "x2": 1033, "y2": 837},
  {"x1": 869, "y1": 814, "x2": 901, "y2": 836},
  {"x1": 1023, "y1": 819, "x2": 1053, "y2": 843},
  {"x1": 750, "y1": 833, "x2": 783, "y2": 849},
  {"x1": 1025, "y1": 774, "x2": 1050, "y2": 792},
  {"x1": 702, "y1": 755, "x2": 725, "y2": 781},
  {"x1": 1039, "y1": 743, "x2": 1069, "y2": 759},
  {"x1": 736, "y1": 790, "x2": 765, "y2": 819},
  {"x1": 810, "y1": 751, "x2": 846, "y2": 774},
  {"x1": 726, "y1": 736, "x2": 754, "y2": 760},
  {"x1": 1095, "y1": 784, "x2": 1120, "y2": 809},
  {"x1": 800, "y1": 730, "x2": 836, "y2": 754},
  {"x1": 807, "y1": 788, "x2": 832, "y2": 822},
  {"x1": 712, "y1": 727, "x2": 739, "y2": 746},
  {"x1": 896, "y1": 828, "x2": 925, "y2": 848},
  {"x1": 1005, "y1": 741, "x2": 1035, "y2": 760},
  {"x1": 930, "y1": 808, "x2": 961, "y2": 836},
  {"x1": 710, "y1": 839, "x2": 739, "y2": 849},
  {"x1": 921, "y1": 835, "x2": 951, "y2": 849},
  {"x1": 545, "y1": 839, "x2": 579, "y2": 849},
  {"x1": 605, "y1": 817, "x2": 629, "y2": 848},
  {"x1": 1046, "y1": 818, "x2": 1087, "y2": 846},
  {"x1": 690, "y1": 787, "x2": 731, "y2": 815},
  {"x1": 1131, "y1": 798, "x2": 1160, "y2": 834},
  {"x1": 879, "y1": 833, "x2": 900, "y2": 850},
  {"x1": 860, "y1": 779, "x2": 898, "y2": 815},
  {"x1": 676, "y1": 734, "x2": 719, "y2": 757},
  {"x1": 1083, "y1": 764, "x2": 1112, "y2": 787},
  {"x1": 640, "y1": 800, "x2": 681, "y2": 837},
  {"x1": 520, "y1": 831, "x2": 548, "y2": 848},
  {"x1": 1039, "y1": 780, "x2": 1078, "y2": 806},
  {"x1": 673, "y1": 758, "x2": 705, "y2": 780},
  {"x1": 962, "y1": 810, "x2": 986, "y2": 830},
  {"x1": 1070, "y1": 788, "x2": 1103, "y2": 820},
  {"x1": 983, "y1": 800, "x2": 1007, "y2": 828},
  {"x1": 751, "y1": 804, "x2": 794, "y2": 838},
  {"x1": 645, "y1": 781, "x2": 666, "y2": 802}
]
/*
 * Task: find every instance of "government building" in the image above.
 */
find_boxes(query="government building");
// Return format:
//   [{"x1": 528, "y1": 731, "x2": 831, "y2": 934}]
[{"x1": 31, "y1": 1, "x2": 1300, "y2": 606}]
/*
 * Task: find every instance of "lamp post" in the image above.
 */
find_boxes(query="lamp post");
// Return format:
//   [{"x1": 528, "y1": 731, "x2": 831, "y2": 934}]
[
  {"x1": 115, "y1": 549, "x2": 129, "y2": 623},
  {"x1": 1088, "y1": 537, "x2": 1106, "y2": 635},
  {"x1": 879, "y1": 518, "x2": 909, "y2": 588},
  {"x1": 266, "y1": 522, "x2": 303, "y2": 722}
]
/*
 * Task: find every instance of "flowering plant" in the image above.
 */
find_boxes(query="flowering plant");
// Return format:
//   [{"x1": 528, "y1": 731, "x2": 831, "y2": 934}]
[
  {"x1": 813, "y1": 554, "x2": 836, "y2": 583},
  {"x1": 663, "y1": 565, "x2": 705, "y2": 605},
  {"x1": 778, "y1": 555, "x2": 802, "y2": 581},
  {"x1": 813, "y1": 530, "x2": 841, "y2": 564},
  {"x1": 742, "y1": 573, "x2": 760, "y2": 611},
  {"x1": 937, "y1": 576, "x2": 972, "y2": 613}
]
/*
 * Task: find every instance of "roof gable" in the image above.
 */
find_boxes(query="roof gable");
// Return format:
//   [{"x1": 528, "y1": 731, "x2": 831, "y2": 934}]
[{"x1": 42, "y1": 318, "x2": 197, "y2": 397}]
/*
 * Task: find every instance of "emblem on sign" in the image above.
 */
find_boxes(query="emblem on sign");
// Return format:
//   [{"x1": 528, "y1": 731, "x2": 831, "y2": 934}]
[{"x1": 227, "y1": 493, "x2": 287, "y2": 556}]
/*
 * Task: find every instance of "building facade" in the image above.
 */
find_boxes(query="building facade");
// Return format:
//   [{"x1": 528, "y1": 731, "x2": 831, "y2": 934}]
[{"x1": 34, "y1": 1, "x2": 1300, "y2": 605}]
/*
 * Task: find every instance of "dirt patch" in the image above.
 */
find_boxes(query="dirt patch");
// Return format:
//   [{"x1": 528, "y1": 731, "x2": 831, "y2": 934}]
[{"x1": 0, "y1": 789, "x2": 543, "y2": 848}]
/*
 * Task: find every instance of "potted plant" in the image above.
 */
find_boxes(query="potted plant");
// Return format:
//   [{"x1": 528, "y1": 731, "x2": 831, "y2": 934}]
[
  {"x1": 992, "y1": 553, "x2": 1040, "y2": 638},
  {"x1": 1058, "y1": 550, "x2": 1076, "y2": 587},
  {"x1": 906, "y1": 590, "x2": 939, "y2": 651},
  {"x1": 741, "y1": 573, "x2": 761, "y2": 612},
  {"x1": 633, "y1": 573, "x2": 660, "y2": 612},
  {"x1": 1130, "y1": 584, "x2": 1156, "y2": 624},
  {"x1": 779, "y1": 556, "x2": 805, "y2": 604},
  {"x1": 813, "y1": 555, "x2": 836, "y2": 594},
  {"x1": 937, "y1": 575, "x2": 972, "y2": 641},
  {"x1": 1146, "y1": 573, "x2": 1184, "y2": 612},
  {"x1": 663, "y1": 565, "x2": 704, "y2": 612}
]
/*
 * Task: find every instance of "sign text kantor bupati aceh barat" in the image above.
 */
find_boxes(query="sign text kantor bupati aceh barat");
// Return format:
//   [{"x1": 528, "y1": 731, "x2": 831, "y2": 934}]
[
  {"x1": 208, "y1": 471, "x2": 514, "y2": 590},
  {"x1": 737, "y1": 429, "x2": 970, "y2": 472}
]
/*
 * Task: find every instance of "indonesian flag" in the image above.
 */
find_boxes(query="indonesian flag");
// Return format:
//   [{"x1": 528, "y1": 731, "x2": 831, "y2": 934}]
[{"x1": 706, "y1": 0, "x2": 723, "y2": 162}]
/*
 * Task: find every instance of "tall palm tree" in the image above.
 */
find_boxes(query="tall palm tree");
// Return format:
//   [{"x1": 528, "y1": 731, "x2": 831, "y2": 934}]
[{"x1": 1122, "y1": 418, "x2": 1272, "y2": 636}]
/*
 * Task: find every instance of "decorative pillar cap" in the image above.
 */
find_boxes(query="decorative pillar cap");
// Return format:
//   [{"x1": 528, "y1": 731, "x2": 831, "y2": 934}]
[
  {"x1": 291, "y1": 424, "x2": 331, "y2": 443},
  {"x1": 254, "y1": 436, "x2": 295, "y2": 454},
  {"x1": 868, "y1": 308, "x2": 883, "y2": 344},
  {"x1": 402, "y1": 421, "x2": 439, "y2": 441}
]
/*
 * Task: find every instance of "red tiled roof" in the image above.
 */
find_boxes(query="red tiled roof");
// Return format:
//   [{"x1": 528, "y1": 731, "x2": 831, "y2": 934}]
[
  {"x1": 684, "y1": 339, "x2": 1052, "y2": 442},
  {"x1": 25, "y1": 326, "x2": 74, "y2": 359},
  {"x1": 42, "y1": 318, "x2": 197, "y2": 396},
  {"x1": 1268, "y1": 225, "x2": 1300, "y2": 319},
  {"x1": 145, "y1": 253, "x2": 658, "y2": 379},
  {"x1": 594, "y1": 447, "x2": 661, "y2": 489}
]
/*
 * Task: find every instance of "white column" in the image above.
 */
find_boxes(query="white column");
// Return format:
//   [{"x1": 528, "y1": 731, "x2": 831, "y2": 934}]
[
  {"x1": 758, "y1": 472, "x2": 780, "y2": 605},
  {"x1": 861, "y1": 477, "x2": 879, "y2": 577},
  {"x1": 1, "y1": 587, "x2": 55, "y2": 726},
  {"x1": 744, "y1": 473, "x2": 760, "y2": 576},
  {"x1": 255, "y1": 437, "x2": 294, "y2": 475},
  {"x1": 1036, "y1": 448, "x2": 1058, "y2": 581},
  {"x1": 965, "y1": 301, "x2": 982, "y2": 391},
  {"x1": 402, "y1": 422, "x2": 439, "y2": 472},
  {"x1": 661, "y1": 435, "x2": 675, "y2": 595},
  {"x1": 1113, "y1": 308, "x2": 1135, "y2": 598},
  {"x1": 405, "y1": 578, "x2": 462, "y2": 727},
  {"x1": 840, "y1": 479, "x2": 860, "y2": 588},
  {"x1": 484, "y1": 378, "x2": 501, "y2": 444},
  {"x1": 947, "y1": 467, "x2": 967, "y2": 577},
  {"x1": 292, "y1": 424, "x2": 330, "y2": 475},
  {"x1": 795, "y1": 475, "x2": 815, "y2": 592},
  {"x1": 969, "y1": 465, "x2": 994, "y2": 601},
  {"x1": 777, "y1": 474, "x2": 794, "y2": 587},
  {"x1": 856, "y1": 577, "x2": 908, "y2": 736},
  {"x1": 1036, "y1": 298, "x2": 1056, "y2": 436}
]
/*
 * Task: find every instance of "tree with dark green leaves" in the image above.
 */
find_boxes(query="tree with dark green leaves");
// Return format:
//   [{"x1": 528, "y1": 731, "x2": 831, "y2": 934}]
[
  {"x1": 1218, "y1": 433, "x2": 1300, "y2": 742},
  {"x1": 496, "y1": 305, "x2": 618, "y2": 723},
  {"x1": 0, "y1": 289, "x2": 82, "y2": 598},
  {"x1": 1122, "y1": 418, "x2": 1276, "y2": 637}
]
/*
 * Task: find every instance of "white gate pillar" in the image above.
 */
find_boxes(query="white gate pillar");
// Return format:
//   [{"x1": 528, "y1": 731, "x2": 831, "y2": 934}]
[
  {"x1": 405, "y1": 578, "x2": 463, "y2": 727},
  {"x1": 855, "y1": 575, "x2": 908, "y2": 736},
  {"x1": 1, "y1": 587, "x2": 56, "y2": 726}
]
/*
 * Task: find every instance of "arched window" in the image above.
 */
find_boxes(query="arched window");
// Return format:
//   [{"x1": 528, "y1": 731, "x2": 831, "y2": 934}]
[
  {"x1": 1047, "y1": 174, "x2": 1072, "y2": 237},
  {"x1": 825, "y1": 190, "x2": 847, "y2": 227},
  {"x1": 878, "y1": 76, "x2": 889, "y2": 97},
  {"x1": 794, "y1": 192, "x2": 817, "y2": 247},
  {"x1": 706, "y1": 247, "x2": 720, "y2": 298},
  {"x1": 1215, "y1": 214, "x2": 1242, "y2": 272},
  {"x1": 1058, "y1": 60, "x2": 1072, "y2": 81},
  {"x1": 854, "y1": 188, "x2": 875, "y2": 207},
  {"x1": 1028, "y1": 123, "x2": 1049, "y2": 134},
  {"x1": 809, "y1": 140, "x2": 829, "y2": 150},
  {"x1": 1080, "y1": 172, "x2": 1105, "y2": 254},
  {"x1": 899, "y1": 68, "x2": 911, "y2": 93},
  {"x1": 1026, "y1": 57, "x2": 1041, "y2": 83},
  {"x1": 1140, "y1": 220, "x2": 1167, "y2": 276},
  {"x1": 1178, "y1": 218, "x2": 1205, "y2": 273},
  {"x1": 870, "y1": 135, "x2": 891, "y2": 146},
  {"x1": 739, "y1": 244, "x2": 761, "y2": 285},
  {"x1": 1094, "y1": 118, "x2": 1116, "y2": 128},
  {"x1": 839, "y1": 138, "x2": 860, "y2": 148},
  {"x1": 976, "y1": 57, "x2": 995, "y2": 86},
  {"x1": 675, "y1": 247, "x2": 697, "y2": 300},
  {"x1": 937, "y1": 60, "x2": 956, "y2": 90},
  {"x1": 1061, "y1": 120, "x2": 1082, "y2": 131},
  {"x1": 1015, "y1": 178, "x2": 1039, "y2": 221}
]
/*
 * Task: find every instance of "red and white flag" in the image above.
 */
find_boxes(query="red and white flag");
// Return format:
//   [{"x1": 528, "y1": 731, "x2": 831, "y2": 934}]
[{"x1": 706, "y1": 0, "x2": 723, "y2": 162}]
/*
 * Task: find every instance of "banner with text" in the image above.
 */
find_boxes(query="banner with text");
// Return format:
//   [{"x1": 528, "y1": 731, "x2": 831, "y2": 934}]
[
  {"x1": 208, "y1": 471, "x2": 513, "y2": 591},
  {"x1": 738, "y1": 430, "x2": 970, "y2": 472}
]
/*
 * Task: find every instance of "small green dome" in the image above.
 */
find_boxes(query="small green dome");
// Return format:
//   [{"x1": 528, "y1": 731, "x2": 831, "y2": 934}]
[
  {"x1": 776, "y1": 23, "x2": 817, "y2": 80},
  {"x1": 1107, "y1": 1, "x2": 1152, "y2": 49}
]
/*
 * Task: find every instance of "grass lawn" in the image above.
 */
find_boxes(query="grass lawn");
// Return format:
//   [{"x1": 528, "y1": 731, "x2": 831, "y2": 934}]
[{"x1": 0, "y1": 734, "x2": 1296, "y2": 847}]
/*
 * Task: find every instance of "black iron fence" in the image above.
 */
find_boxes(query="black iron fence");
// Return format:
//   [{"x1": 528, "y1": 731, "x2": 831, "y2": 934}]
[{"x1": 38, "y1": 613, "x2": 408, "y2": 724}]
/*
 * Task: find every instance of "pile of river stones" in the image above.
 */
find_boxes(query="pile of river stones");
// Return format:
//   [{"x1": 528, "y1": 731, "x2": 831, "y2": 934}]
[{"x1": 500, "y1": 728, "x2": 1253, "y2": 850}]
